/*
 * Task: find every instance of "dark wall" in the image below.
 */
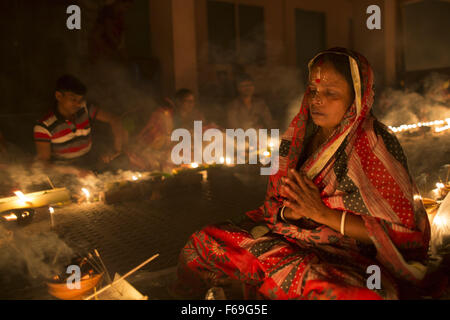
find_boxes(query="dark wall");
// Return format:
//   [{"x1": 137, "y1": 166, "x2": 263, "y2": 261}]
[
  {"x1": 0, "y1": 0, "x2": 80, "y2": 150},
  {"x1": 0, "y1": 0, "x2": 155, "y2": 153}
]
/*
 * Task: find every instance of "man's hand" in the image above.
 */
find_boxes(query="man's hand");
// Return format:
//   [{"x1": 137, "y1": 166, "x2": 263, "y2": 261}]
[
  {"x1": 96, "y1": 109, "x2": 128, "y2": 154},
  {"x1": 100, "y1": 151, "x2": 122, "y2": 164},
  {"x1": 279, "y1": 169, "x2": 328, "y2": 222}
]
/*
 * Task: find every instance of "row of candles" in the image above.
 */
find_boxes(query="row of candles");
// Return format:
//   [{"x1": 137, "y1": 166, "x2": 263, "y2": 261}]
[
  {"x1": 189, "y1": 139, "x2": 276, "y2": 169},
  {"x1": 388, "y1": 118, "x2": 450, "y2": 133}
]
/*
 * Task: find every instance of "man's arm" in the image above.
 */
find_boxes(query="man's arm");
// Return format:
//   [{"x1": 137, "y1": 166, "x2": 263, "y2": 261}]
[
  {"x1": 95, "y1": 108, "x2": 128, "y2": 157},
  {"x1": 35, "y1": 141, "x2": 51, "y2": 161}
]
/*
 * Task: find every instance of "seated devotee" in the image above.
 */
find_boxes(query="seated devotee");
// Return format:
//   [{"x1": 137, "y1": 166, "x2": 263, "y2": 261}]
[
  {"x1": 129, "y1": 88, "x2": 214, "y2": 171},
  {"x1": 33, "y1": 74, "x2": 128, "y2": 176},
  {"x1": 171, "y1": 48, "x2": 432, "y2": 300},
  {"x1": 226, "y1": 73, "x2": 274, "y2": 130},
  {"x1": 171, "y1": 88, "x2": 206, "y2": 130}
]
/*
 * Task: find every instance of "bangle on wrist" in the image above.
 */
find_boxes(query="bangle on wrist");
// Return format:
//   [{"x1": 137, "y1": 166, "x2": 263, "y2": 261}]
[
  {"x1": 340, "y1": 210, "x2": 347, "y2": 235},
  {"x1": 280, "y1": 206, "x2": 288, "y2": 223}
]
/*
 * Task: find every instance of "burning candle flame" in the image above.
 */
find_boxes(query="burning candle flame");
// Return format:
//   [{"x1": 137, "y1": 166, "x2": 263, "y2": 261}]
[
  {"x1": 132, "y1": 175, "x2": 138, "y2": 181},
  {"x1": 81, "y1": 188, "x2": 90, "y2": 199},
  {"x1": 389, "y1": 118, "x2": 450, "y2": 133},
  {"x1": 14, "y1": 191, "x2": 28, "y2": 201},
  {"x1": 3, "y1": 213, "x2": 17, "y2": 221},
  {"x1": 191, "y1": 162, "x2": 199, "y2": 169},
  {"x1": 218, "y1": 156, "x2": 232, "y2": 165},
  {"x1": 268, "y1": 138, "x2": 279, "y2": 150},
  {"x1": 14, "y1": 191, "x2": 31, "y2": 205},
  {"x1": 436, "y1": 182, "x2": 445, "y2": 189},
  {"x1": 49, "y1": 207, "x2": 55, "y2": 214}
]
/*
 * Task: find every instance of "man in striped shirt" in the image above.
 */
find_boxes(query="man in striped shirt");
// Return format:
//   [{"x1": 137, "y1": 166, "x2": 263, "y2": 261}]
[{"x1": 34, "y1": 74, "x2": 127, "y2": 175}]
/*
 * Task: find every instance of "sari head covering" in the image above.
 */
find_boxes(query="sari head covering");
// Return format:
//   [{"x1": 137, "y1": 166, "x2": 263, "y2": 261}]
[{"x1": 247, "y1": 47, "x2": 431, "y2": 285}]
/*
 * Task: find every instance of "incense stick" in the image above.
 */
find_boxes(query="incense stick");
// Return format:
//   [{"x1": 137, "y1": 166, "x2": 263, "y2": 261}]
[
  {"x1": 94, "y1": 249, "x2": 113, "y2": 284},
  {"x1": 87, "y1": 253, "x2": 104, "y2": 275},
  {"x1": 92, "y1": 250, "x2": 124, "y2": 296},
  {"x1": 46, "y1": 176, "x2": 55, "y2": 189},
  {"x1": 84, "y1": 253, "x2": 159, "y2": 300},
  {"x1": 89, "y1": 251, "x2": 123, "y2": 297}
]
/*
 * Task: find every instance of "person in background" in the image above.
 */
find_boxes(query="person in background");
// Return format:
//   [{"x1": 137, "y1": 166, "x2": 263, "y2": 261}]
[
  {"x1": 227, "y1": 74, "x2": 274, "y2": 130},
  {"x1": 171, "y1": 89, "x2": 206, "y2": 130},
  {"x1": 129, "y1": 89, "x2": 215, "y2": 171},
  {"x1": 33, "y1": 74, "x2": 128, "y2": 176}
]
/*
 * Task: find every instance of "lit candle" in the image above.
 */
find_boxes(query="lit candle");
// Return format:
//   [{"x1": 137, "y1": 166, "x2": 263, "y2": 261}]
[
  {"x1": 3, "y1": 213, "x2": 17, "y2": 222},
  {"x1": 191, "y1": 162, "x2": 199, "y2": 169},
  {"x1": 199, "y1": 170, "x2": 208, "y2": 182},
  {"x1": 389, "y1": 118, "x2": 450, "y2": 133},
  {"x1": 14, "y1": 191, "x2": 31, "y2": 206},
  {"x1": 0, "y1": 188, "x2": 71, "y2": 213},
  {"x1": 49, "y1": 206, "x2": 55, "y2": 228},
  {"x1": 81, "y1": 188, "x2": 91, "y2": 203}
]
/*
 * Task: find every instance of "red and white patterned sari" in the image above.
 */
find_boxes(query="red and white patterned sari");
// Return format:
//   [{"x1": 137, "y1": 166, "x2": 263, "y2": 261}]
[{"x1": 173, "y1": 48, "x2": 430, "y2": 300}]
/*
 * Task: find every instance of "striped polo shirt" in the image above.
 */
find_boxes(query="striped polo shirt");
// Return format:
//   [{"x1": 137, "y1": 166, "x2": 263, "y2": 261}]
[{"x1": 34, "y1": 103, "x2": 98, "y2": 160}]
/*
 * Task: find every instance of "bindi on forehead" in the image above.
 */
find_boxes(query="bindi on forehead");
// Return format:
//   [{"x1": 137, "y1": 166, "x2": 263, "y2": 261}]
[
  {"x1": 310, "y1": 66, "x2": 347, "y2": 87},
  {"x1": 311, "y1": 68, "x2": 321, "y2": 83},
  {"x1": 311, "y1": 58, "x2": 328, "y2": 84}
]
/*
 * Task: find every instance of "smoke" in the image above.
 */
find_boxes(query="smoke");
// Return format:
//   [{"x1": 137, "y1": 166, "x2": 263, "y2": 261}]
[
  {"x1": 0, "y1": 224, "x2": 74, "y2": 292},
  {"x1": 375, "y1": 89, "x2": 450, "y2": 127},
  {"x1": 375, "y1": 73, "x2": 450, "y2": 195}
]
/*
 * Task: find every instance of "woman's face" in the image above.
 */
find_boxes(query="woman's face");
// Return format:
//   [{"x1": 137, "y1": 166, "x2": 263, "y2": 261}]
[
  {"x1": 237, "y1": 80, "x2": 255, "y2": 98},
  {"x1": 308, "y1": 61, "x2": 353, "y2": 131},
  {"x1": 180, "y1": 93, "x2": 195, "y2": 112}
]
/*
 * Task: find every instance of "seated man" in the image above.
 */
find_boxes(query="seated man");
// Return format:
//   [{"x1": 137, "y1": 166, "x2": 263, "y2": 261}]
[
  {"x1": 33, "y1": 74, "x2": 127, "y2": 176},
  {"x1": 227, "y1": 73, "x2": 274, "y2": 130}
]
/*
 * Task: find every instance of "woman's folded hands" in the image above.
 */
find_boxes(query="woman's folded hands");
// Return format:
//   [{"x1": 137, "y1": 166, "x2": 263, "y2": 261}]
[{"x1": 280, "y1": 169, "x2": 330, "y2": 223}]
